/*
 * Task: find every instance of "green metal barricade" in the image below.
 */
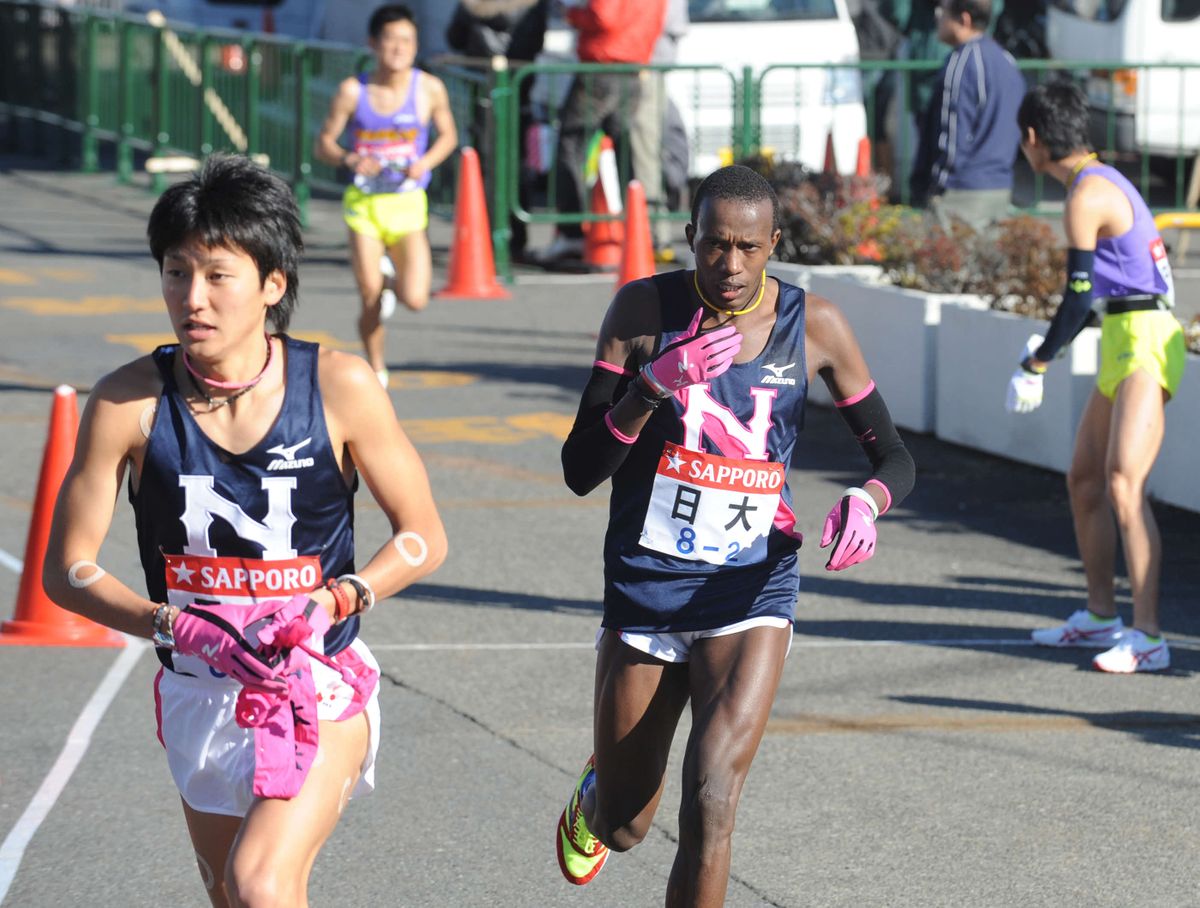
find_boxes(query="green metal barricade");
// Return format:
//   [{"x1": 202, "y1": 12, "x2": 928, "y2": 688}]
[{"x1": 4, "y1": 0, "x2": 1199, "y2": 278}]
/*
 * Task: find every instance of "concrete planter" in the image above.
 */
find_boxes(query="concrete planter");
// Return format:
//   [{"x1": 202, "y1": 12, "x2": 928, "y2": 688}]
[
  {"x1": 767, "y1": 261, "x2": 882, "y2": 289},
  {"x1": 1149, "y1": 352, "x2": 1200, "y2": 512},
  {"x1": 935, "y1": 306, "x2": 1100, "y2": 474},
  {"x1": 804, "y1": 274, "x2": 988, "y2": 433}
]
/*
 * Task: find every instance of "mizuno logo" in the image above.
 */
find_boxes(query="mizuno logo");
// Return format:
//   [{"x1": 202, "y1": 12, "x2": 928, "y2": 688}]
[
  {"x1": 266, "y1": 437, "x2": 315, "y2": 471},
  {"x1": 760, "y1": 362, "x2": 797, "y2": 385}
]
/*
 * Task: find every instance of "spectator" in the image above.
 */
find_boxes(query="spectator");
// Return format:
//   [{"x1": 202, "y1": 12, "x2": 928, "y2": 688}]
[
  {"x1": 910, "y1": 0, "x2": 1025, "y2": 231},
  {"x1": 446, "y1": 0, "x2": 552, "y2": 261},
  {"x1": 630, "y1": 0, "x2": 688, "y2": 262},
  {"x1": 534, "y1": 0, "x2": 668, "y2": 266},
  {"x1": 871, "y1": 0, "x2": 1005, "y2": 201}
]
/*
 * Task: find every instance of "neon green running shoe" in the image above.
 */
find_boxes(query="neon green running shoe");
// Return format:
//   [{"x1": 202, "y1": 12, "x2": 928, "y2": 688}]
[{"x1": 556, "y1": 755, "x2": 608, "y2": 885}]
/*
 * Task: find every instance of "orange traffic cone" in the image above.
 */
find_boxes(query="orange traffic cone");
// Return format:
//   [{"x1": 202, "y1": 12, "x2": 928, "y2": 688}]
[
  {"x1": 436, "y1": 147, "x2": 511, "y2": 300},
  {"x1": 855, "y1": 136, "x2": 872, "y2": 178},
  {"x1": 1, "y1": 386, "x2": 123, "y2": 647},
  {"x1": 584, "y1": 137, "x2": 624, "y2": 270},
  {"x1": 616, "y1": 180, "x2": 655, "y2": 290}
]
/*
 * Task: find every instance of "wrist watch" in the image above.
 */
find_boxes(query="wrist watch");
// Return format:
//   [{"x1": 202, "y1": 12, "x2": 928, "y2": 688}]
[{"x1": 151, "y1": 603, "x2": 177, "y2": 649}]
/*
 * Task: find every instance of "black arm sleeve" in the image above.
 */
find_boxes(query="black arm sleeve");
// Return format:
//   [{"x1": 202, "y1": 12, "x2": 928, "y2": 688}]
[
  {"x1": 835, "y1": 386, "x2": 915, "y2": 513},
  {"x1": 1035, "y1": 248, "x2": 1097, "y2": 363},
  {"x1": 561, "y1": 366, "x2": 639, "y2": 497}
]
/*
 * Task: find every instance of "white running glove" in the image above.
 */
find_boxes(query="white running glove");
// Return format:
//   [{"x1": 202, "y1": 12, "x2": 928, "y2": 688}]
[{"x1": 1005, "y1": 333, "x2": 1046, "y2": 414}]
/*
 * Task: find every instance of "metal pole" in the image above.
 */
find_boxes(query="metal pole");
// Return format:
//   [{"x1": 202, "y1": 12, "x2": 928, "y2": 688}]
[
  {"x1": 294, "y1": 45, "x2": 311, "y2": 226},
  {"x1": 152, "y1": 26, "x2": 168, "y2": 193},
  {"x1": 116, "y1": 20, "x2": 134, "y2": 183},
  {"x1": 491, "y1": 57, "x2": 512, "y2": 282},
  {"x1": 81, "y1": 13, "x2": 100, "y2": 173},
  {"x1": 244, "y1": 36, "x2": 260, "y2": 158}
]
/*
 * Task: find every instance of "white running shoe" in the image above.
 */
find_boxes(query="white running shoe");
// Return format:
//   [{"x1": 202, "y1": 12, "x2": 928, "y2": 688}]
[
  {"x1": 379, "y1": 288, "x2": 398, "y2": 320},
  {"x1": 376, "y1": 369, "x2": 390, "y2": 389},
  {"x1": 1093, "y1": 630, "x2": 1170, "y2": 673},
  {"x1": 379, "y1": 255, "x2": 397, "y2": 319},
  {"x1": 1031, "y1": 609, "x2": 1124, "y2": 648}
]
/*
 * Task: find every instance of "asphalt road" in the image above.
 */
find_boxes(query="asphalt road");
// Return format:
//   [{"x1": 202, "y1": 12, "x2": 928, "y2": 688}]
[{"x1": 0, "y1": 155, "x2": 1198, "y2": 908}]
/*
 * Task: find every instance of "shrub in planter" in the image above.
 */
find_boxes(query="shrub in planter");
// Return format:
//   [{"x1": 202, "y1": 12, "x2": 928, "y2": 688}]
[
  {"x1": 741, "y1": 154, "x2": 890, "y2": 265},
  {"x1": 747, "y1": 157, "x2": 1200, "y2": 354}
]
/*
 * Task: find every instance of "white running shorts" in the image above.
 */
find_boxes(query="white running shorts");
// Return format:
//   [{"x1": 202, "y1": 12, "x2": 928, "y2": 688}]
[
  {"x1": 154, "y1": 637, "x2": 382, "y2": 817},
  {"x1": 598, "y1": 616, "x2": 794, "y2": 664}
]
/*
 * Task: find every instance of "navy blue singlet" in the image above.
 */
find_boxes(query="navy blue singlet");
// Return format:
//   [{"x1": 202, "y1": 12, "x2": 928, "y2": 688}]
[
  {"x1": 131, "y1": 337, "x2": 359, "y2": 675},
  {"x1": 603, "y1": 271, "x2": 809, "y2": 633}
]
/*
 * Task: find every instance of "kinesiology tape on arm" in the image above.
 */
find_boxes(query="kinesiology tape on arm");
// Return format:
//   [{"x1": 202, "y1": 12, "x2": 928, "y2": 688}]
[
  {"x1": 562, "y1": 362, "x2": 640, "y2": 496},
  {"x1": 834, "y1": 382, "x2": 915, "y2": 514},
  {"x1": 1035, "y1": 248, "x2": 1097, "y2": 363}
]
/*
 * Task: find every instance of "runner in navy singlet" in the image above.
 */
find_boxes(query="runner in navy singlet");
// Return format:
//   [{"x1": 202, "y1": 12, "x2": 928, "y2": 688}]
[
  {"x1": 554, "y1": 165, "x2": 916, "y2": 903},
  {"x1": 45, "y1": 154, "x2": 447, "y2": 906},
  {"x1": 314, "y1": 4, "x2": 458, "y2": 388},
  {"x1": 1011, "y1": 83, "x2": 1186, "y2": 673}
]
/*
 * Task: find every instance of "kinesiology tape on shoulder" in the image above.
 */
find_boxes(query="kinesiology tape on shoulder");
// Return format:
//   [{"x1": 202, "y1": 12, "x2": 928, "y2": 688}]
[
  {"x1": 1036, "y1": 248, "x2": 1096, "y2": 362},
  {"x1": 562, "y1": 363, "x2": 638, "y2": 496},
  {"x1": 835, "y1": 384, "x2": 915, "y2": 513}
]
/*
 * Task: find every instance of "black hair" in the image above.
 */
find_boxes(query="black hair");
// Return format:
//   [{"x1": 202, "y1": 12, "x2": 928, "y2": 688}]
[
  {"x1": 147, "y1": 153, "x2": 303, "y2": 333},
  {"x1": 942, "y1": 0, "x2": 992, "y2": 29},
  {"x1": 1017, "y1": 81, "x2": 1093, "y2": 162},
  {"x1": 690, "y1": 164, "x2": 782, "y2": 234},
  {"x1": 369, "y1": 3, "x2": 417, "y2": 39}
]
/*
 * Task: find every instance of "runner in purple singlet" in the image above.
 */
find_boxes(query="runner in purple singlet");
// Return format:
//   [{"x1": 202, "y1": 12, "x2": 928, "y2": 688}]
[{"x1": 315, "y1": 4, "x2": 458, "y2": 388}]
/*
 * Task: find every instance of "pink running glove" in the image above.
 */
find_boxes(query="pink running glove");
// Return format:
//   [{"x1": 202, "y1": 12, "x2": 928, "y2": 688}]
[
  {"x1": 820, "y1": 488, "x2": 878, "y2": 571},
  {"x1": 235, "y1": 650, "x2": 320, "y2": 799},
  {"x1": 235, "y1": 596, "x2": 376, "y2": 800},
  {"x1": 641, "y1": 308, "x2": 742, "y2": 397},
  {"x1": 173, "y1": 598, "x2": 311, "y2": 693}
]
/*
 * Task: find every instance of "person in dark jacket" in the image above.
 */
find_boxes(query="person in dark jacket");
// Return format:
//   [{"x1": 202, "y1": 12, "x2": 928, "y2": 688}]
[
  {"x1": 446, "y1": 0, "x2": 550, "y2": 260},
  {"x1": 910, "y1": 0, "x2": 1025, "y2": 231}
]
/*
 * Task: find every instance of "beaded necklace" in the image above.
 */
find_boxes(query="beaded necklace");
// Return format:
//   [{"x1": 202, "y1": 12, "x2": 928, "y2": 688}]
[{"x1": 183, "y1": 334, "x2": 273, "y2": 413}]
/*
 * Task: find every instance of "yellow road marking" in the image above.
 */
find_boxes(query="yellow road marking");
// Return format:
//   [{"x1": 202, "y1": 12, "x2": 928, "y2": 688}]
[
  {"x1": 37, "y1": 268, "x2": 92, "y2": 282},
  {"x1": 8, "y1": 296, "x2": 162, "y2": 315},
  {"x1": 423, "y1": 452, "x2": 562, "y2": 484},
  {"x1": 105, "y1": 330, "x2": 362, "y2": 354},
  {"x1": 0, "y1": 269, "x2": 35, "y2": 286},
  {"x1": 289, "y1": 330, "x2": 357, "y2": 351},
  {"x1": 385, "y1": 370, "x2": 476, "y2": 389},
  {"x1": 401, "y1": 412, "x2": 573, "y2": 445},
  {"x1": 104, "y1": 332, "x2": 175, "y2": 353}
]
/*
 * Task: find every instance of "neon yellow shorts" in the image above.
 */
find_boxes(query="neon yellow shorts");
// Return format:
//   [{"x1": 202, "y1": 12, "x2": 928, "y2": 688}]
[
  {"x1": 1097, "y1": 309, "x2": 1187, "y2": 399},
  {"x1": 342, "y1": 186, "x2": 428, "y2": 245}
]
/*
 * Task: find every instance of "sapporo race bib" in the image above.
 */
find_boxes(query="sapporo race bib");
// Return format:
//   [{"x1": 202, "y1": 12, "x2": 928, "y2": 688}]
[
  {"x1": 640, "y1": 442, "x2": 784, "y2": 566},
  {"x1": 162, "y1": 552, "x2": 321, "y2": 677}
]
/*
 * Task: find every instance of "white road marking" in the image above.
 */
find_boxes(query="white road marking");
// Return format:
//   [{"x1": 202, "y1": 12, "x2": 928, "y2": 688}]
[
  {"x1": 369, "y1": 638, "x2": 1046, "y2": 652},
  {"x1": 0, "y1": 637, "x2": 147, "y2": 902},
  {"x1": 0, "y1": 548, "x2": 23, "y2": 574}
]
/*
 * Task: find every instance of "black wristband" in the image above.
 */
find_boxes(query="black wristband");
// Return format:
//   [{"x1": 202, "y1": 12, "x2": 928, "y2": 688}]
[
  {"x1": 630, "y1": 373, "x2": 664, "y2": 409},
  {"x1": 1020, "y1": 357, "x2": 1047, "y2": 375}
]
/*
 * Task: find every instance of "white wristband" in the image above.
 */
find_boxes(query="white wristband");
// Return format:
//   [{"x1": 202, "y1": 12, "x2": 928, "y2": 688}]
[{"x1": 842, "y1": 486, "x2": 879, "y2": 521}]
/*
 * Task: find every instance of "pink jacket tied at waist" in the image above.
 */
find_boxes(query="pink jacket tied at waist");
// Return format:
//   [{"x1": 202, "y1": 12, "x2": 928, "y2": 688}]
[{"x1": 233, "y1": 595, "x2": 378, "y2": 800}]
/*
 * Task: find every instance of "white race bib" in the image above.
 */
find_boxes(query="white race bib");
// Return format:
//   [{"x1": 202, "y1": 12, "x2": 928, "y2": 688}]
[{"x1": 639, "y1": 443, "x2": 784, "y2": 566}]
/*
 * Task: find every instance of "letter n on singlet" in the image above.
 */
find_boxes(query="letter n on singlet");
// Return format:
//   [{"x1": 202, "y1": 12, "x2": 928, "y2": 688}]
[
  {"x1": 178, "y1": 475, "x2": 299, "y2": 559},
  {"x1": 679, "y1": 386, "x2": 777, "y2": 460}
]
